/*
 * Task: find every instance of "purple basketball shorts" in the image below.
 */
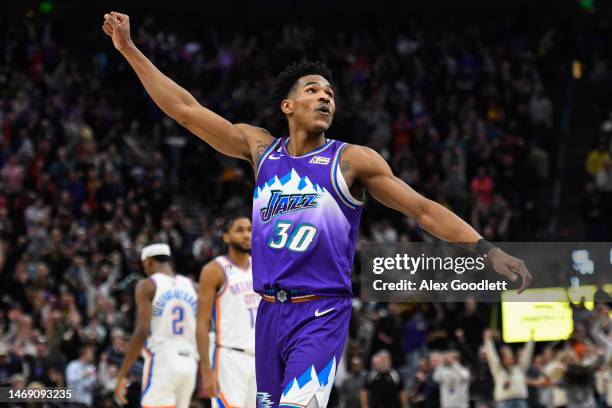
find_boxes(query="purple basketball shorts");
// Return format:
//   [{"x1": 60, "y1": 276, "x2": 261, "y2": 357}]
[{"x1": 255, "y1": 296, "x2": 352, "y2": 408}]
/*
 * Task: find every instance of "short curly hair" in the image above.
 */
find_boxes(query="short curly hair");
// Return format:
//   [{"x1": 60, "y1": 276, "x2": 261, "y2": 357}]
[
  {"x1": 223, "y1": 212, "x2": 250, "y2": 233},
  {"x1": 272, "y1": 61, "x2": 333, "y2": 109}
]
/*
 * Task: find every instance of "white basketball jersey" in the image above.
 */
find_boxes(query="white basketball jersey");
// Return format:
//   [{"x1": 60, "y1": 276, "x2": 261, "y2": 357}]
[
  {"x1": 145, "y1": 273, "x2": 198, "y2": 357},
  {"x1": 211, "y1": 256, "x2": 259, "y2": 351}
]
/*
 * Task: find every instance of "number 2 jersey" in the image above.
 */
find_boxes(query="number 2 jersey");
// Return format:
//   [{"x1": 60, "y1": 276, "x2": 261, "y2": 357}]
[
  {"x1": 252, "y1": 138, "x2": 363, "y2": 297},
  {"x1": 145, "y1": 273, "x2": 198, "y2": 357}
]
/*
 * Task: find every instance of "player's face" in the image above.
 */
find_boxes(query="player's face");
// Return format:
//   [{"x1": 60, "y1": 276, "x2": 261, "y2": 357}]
[
  {"x1": 224, "y1": 217, "x2": 252, "y2": 253},
  {"x1": 284, "y1": 75, "x2": 335, "y2": 133}
]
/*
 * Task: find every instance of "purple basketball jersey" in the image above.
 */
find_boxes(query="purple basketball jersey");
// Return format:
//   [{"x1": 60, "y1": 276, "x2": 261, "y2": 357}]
[{"x1": 252, "y1": 137, "x2": 363, "y2": 296}]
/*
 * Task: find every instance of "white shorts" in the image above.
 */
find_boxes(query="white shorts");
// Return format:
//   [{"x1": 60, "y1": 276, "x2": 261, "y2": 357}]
[
  {"x1": 211, "y1": 346, "x2": 257, "y2": 408},
  {"x1": 141, "y1": 347, "x2": 197, "y2": 408}
]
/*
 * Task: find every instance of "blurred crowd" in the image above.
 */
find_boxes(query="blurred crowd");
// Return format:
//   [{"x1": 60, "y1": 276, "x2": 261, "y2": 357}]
[
  {"x1": 581, "y1": 9, "x2": 612, "y2": 241},
  {"x1": 584, "y1": 112, "x2": 612, "y2": 242},
  {"x1": 337, "y1": 299, "x2": 612, "y2": 408},
  {"x1": 0, "y1": 6, "x2": 599, "y2": 408}
]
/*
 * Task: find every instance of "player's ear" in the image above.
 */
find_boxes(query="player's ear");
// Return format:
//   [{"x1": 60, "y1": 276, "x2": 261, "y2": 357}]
[
  {"x1": 281, "y1": 99, "x2": 294, "y2": 116},
  {"x1": 222, "y1": 232, "x2": 229, "y2": 245}
]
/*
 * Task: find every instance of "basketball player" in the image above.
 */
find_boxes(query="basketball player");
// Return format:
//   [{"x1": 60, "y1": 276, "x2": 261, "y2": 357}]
[
  {"x1": 102, "y1": 13, "x2": 532, "y2": 408},
  {"x1": 197, "y1": 215, "x2": 258, "y2": 408},
  {"x1": 114, "y1": 243, "x2": 198, "y2": 408}
]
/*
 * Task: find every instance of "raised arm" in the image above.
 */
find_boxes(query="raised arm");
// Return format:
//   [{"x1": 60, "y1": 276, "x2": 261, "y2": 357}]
[
  {"x1": 518, "y1": 339, "x2": 535, "y2": 372},
  {"x1": 482, "y1": 330, "x2": 502, "y2": 378},
  {"x1": 102, "y1": 12, "x2": 274, "y2": 166},
  {"x1": 591, "y1": 317, "x2": 612, "y2": 350},
  {"x1": 344, "y1": 145, "x2": 532, "y2": 292},
  {"x1": 591, "y1": 317, "x2": 612, "y2": 363},
  {"x1": 114, "y1": 278, "x2": 155, "y2": 405},
  {"x1": 196, "y1": 260, "x2": 225, "y2": 399}
]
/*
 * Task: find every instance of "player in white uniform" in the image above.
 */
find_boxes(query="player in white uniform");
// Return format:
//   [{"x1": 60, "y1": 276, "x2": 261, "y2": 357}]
[
  {"x1": 197, "y1": 215, "x2": 259, "y2": 408},
  {"x1": 115, "y1": 243, "x2": 199, "y2": 408}
]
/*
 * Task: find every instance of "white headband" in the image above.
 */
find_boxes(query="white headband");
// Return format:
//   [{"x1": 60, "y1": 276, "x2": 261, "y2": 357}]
[{"x1": 141, "y1": 243, "x2": 171, "y2": 261}]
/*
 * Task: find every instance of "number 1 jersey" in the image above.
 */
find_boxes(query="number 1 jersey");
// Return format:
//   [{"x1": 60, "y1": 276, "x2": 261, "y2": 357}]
[
  {"x1": 252, "y1": 138, "x2": 363, "y2": 297},
  {"x1": 210, "y1": 255, "x2": 258, "y2": 352}
]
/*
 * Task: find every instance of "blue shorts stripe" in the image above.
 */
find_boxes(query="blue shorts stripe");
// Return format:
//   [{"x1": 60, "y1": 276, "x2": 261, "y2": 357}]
[{"x1": 141, "y1": 353, "x2": 155, "y2": 397}]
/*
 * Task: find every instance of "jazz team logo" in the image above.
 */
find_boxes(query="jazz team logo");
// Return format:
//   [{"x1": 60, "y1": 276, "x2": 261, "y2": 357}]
[
  {"x1": 259, "y1": 190, "x2": 319, "y2": 222},
  {"x1": 255, "y1": 169, "x2": 326, "y2": 223}
]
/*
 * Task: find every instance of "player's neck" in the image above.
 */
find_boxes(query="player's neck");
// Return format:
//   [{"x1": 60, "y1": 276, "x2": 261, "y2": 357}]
[
  {"x1": 286, "y1": 129, "x2": 326, "y2": 156},
  {"x1": 227, "y1": 250, "x2": 250, "y2": 270},
  {"x1": 151, "y1": 265, "x2": 174, "y2": 276}
]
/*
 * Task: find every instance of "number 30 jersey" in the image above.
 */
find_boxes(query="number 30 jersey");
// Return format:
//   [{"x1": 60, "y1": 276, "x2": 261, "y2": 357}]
[
  {"x1": 145, "y1": 273, "x2": 198, "y2": 356},
  {"x1": 252, "y1": 138, "x2": 363, "y2": 297}
]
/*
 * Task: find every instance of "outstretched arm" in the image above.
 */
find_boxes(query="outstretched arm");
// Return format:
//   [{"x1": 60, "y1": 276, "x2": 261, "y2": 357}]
[
  {"x1": 114, "y1": 278, "x2": 155, "y2": 405},
  {"x1": 345, "y1": 145, "x2": 532, "y2": 292},
  {"x1": 102, "y1": 12, "x2": 274, "y2": 166}
]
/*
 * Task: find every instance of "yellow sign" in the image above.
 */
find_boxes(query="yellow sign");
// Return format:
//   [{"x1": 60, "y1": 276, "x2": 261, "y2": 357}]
[
  {"x1": 502, "y1": 284, "x2": 612, "y2": 343},
  {"x1": 502, "y1": 288, "x2": 574, "y2": 343}
]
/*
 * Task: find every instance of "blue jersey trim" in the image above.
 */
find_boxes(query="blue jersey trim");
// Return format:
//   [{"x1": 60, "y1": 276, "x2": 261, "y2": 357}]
[
  {"x1": 212, "y1": 344, "x2": 217, "y2": 369},
  {"x1": 330, "y1": 143, "x2": 361, "y2": 209},
  {"x1": 256, "y1": 138, "x2": 282, "y2": 179}
]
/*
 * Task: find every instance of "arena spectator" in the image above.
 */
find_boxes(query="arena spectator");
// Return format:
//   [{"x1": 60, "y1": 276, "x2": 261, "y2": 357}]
[
  {"x1": 547, "y1": 347, "x2": 605, "y2": 408},
  {"x1": 340, "y1": 355, "x2": 366, "y2": 408},
  {"x1": 65, "y1": 345, "x2": 97, "y2": 406},
  {"x1": 361, "y1": 350, "x2": 407, "y2": 408},
  {"x1": 432, "y1": 350, "x2": 470, "y2": 408},
  {"x1": 483, "y1": 329, "x2": 534, "y2": 408},
  {"x1": 586, "y1": 140, "x2": 611, "y2": 177},
  {"x1": 538, "y1": 348, "x2": 568, "y2": 408}
]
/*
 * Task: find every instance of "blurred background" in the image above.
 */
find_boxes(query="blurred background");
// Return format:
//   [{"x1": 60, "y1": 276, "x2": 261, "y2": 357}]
[{"x1": 1, "y1": 0, "x2": 611, "y2": 407}]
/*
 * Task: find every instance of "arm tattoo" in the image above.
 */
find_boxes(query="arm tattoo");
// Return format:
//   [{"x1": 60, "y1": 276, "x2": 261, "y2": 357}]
[
  {"x1": 254, "y1": 140, "x2": 270, "y2": 168},
  {"x1": 340, "y1": 158, "x2": 364, "y2": 198},
  {"x1": 340, "y1": 160, "x2": 350, "y2": 174}
]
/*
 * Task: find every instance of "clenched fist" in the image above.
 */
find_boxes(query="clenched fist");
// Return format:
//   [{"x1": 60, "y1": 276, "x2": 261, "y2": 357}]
[{"x1": 102, "y1": 11, "x2": 133, "y2": 52}]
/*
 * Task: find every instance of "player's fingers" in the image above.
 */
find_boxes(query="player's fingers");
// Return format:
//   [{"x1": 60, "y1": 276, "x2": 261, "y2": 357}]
[
  {"x1": 102, "y1": 22, "x2": 113, "y2": 36},
  {"x1": 499, "y1": 263, "x2": 518, "y2": 282},
  {"x1": 114, "y1": 390, "x2": 127, "y2": 405},
  {"x1": 110, "y1": 11, "x2": 129, "y2": 22},
  {"x1": 104, "y1": 13, "x2": 120, "y2": 28},
  {"x1": 516, "y1": 262, "x2": 532, "y2": 294}
]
